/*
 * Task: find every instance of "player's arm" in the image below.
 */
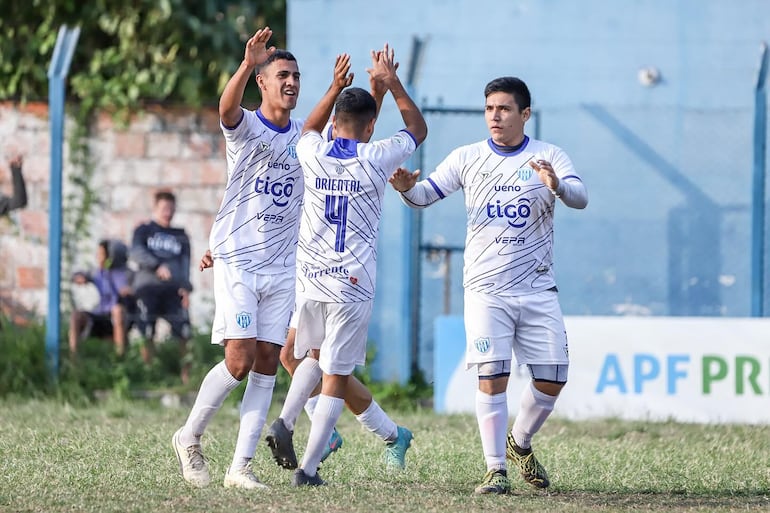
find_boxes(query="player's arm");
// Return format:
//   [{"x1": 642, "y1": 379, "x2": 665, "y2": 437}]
[
  {"x1": 371, "y1": 44, "x2": 427, "y2": 145},
  {"x1": 530, "y1": 149, "x2": 588, "y2": 209},
  {"x1": 219, "y1": 27, "x2": 276, "y2": 128},
  {"x1": 303, "y1": 54, "x2": 354, "y2": 135}
]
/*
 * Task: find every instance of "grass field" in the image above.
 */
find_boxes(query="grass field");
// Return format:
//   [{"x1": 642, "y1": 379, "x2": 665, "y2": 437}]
[{"x1": 1, "y1": 397, "x2": 769, "y2": 513}]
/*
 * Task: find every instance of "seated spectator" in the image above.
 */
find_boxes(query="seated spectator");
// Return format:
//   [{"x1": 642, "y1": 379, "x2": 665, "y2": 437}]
[
  {"x1": 129, "y1": 190, "x2": 193, "y2": 383},
  {"x1": 0, "y1": 154, "x2": 27, "y2": 216},
  {"x1": 69, "y1": 239, "x2": 134, "y2": 357}
]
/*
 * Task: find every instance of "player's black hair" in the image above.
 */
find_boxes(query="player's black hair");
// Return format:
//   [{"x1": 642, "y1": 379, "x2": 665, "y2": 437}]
[
  {"x1": 99, "y1": 239, "x2": 128, "y2": 269},
  {"x1": 484, "y1": 76, "x2": 531, "y2": 111},
  {"x1": 256, "y1": 49, "x2": 297, "y2": 75},
  {"x1": 334, "y1": 87, "x2": 377, "y2": 133}
]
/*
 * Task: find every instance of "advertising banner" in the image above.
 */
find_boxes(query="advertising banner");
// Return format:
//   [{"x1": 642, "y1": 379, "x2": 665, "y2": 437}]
[{"x1": 434, "y1": 316, "x2": 770, "y2": 423}]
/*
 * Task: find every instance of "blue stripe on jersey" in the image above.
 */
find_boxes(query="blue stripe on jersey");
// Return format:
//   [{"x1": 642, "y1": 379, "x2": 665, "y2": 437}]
[
  {"x1": 327, "y1": 138, "x2": 359, "y2": 159},
  {"x1": 400, "y1": 129, "x2": 419, "y2": 146},
  {"x1": 486, "y1": 135, "x2": 530, "y2": 157},
  {"x1": 256, "y1": 109, "x2": 292, "y2": 133},
  {"x1": 427, "y1": 177, "x2": 445, "y2": 199}
]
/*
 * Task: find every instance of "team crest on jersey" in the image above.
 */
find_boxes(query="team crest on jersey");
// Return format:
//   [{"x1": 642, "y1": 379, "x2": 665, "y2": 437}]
[
  {"x1": 335, "y1": 165, "x2": 346, "y2": 174},
  {"x1": 474, "y1": 337, "x2": 491, "y2": 353},
  {"x1": 287, "y1": 144, "x2": 297, "y2": 159},
  {"x1": 517, "y1": 168, "x2": 533, "y2": 181},
  {"x1": 258, "y1": 141, "x2": 270, "y2": 152},
  {"x1": 235, "y1": 311, "x2": 252, "y2": 329}
]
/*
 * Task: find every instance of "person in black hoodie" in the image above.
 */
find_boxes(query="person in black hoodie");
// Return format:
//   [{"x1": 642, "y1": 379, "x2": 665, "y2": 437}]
[
  {"x1": 130, "y1": 190, "x2": 193, "y2": 382},
  {"x1": 0, "y1": 154, "x2": 27, "y2": 216}
]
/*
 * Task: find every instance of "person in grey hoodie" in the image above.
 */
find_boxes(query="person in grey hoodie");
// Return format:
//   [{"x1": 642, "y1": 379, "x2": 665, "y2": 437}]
[{"x1": 130, "y1": 189, "x2": 193, "y2": 382}]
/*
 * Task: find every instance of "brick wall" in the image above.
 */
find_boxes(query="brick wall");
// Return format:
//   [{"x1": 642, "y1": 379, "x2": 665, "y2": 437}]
[{"x1": 0, "y1": 101, "x2": 224, "y2": 329}]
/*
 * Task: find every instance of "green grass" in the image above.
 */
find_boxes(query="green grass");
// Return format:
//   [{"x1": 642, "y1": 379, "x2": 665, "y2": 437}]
[{"x1": 1, "y1": 398, "x2": 769, "y2": 513}]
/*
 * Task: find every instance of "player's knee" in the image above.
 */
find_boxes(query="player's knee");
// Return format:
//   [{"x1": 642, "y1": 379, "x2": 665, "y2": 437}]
[
  {"x1": 279, "y1": 345, "x2": 300, "y2": 375},
  {"x1": 477, "y1": 360, "x2": 511, "y2": 394},
  {"x1": 529, "y1": 364, "x2": 569, "y2": 396}
]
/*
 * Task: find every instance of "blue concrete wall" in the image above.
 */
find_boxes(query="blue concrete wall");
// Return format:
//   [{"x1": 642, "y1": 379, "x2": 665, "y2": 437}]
[{"x1": 288, "y1": 0, "x2": 770, "y2": 382}]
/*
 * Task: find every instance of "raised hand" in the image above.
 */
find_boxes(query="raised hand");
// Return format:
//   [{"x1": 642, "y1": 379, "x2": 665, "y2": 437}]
[
  {"x1": 366, "y1": 43, "x2": 398, "y2": 91},
  {"x1": 244, "y1": 27, "x2": 276, "y2": 69},
  {"x1": 332, "y1": 53, "x2": 354, "y2": 91},
  {"x1": 388, "y1": 167, "x2": 421, "y2": 192}
]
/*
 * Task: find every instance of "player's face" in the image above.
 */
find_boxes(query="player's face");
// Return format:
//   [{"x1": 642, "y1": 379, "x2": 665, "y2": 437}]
[
  {"x1": 258, "y1": 59, "x2": 300, "y2": 111},
  {"x1": 484, "y1": 91, "x2": 530, "y2": 146}
]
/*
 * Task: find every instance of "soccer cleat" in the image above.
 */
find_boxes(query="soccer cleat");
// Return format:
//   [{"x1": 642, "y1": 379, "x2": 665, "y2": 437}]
[
  {"x1": 384, "y1": 426, "x2": 413, "y2": 470},
  {"x1": 291, "y1": 468, "x2": 326, "y2": 487},
  {"x1": 265, "y1": 418, "x2": 298, "y2": 470},
  {"x1": 224, "y1": 464, "x2": 269, "y2": 490},
  {"x1": 319, "y1": 428, "x2": 344, "y2": 464},
  {"x1": 506, "y1": 432, "x2": 550, "y2": 488},
  {"x1": 172, "y1": 427, "x2": 211, "y2": 488},
  {"x1": 474, "y1": 469, "x2": 511, "y2": 495}
]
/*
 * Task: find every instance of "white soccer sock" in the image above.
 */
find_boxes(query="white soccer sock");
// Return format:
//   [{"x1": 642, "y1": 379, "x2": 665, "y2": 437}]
[
  {"x1": 355, "y1": 399, "x2": 398, "y2": 442},
  {"x1": 279, "y1": 357, "x2": 322, "y2": 431},
  {"x1": 476, "y1": 390, "x2": 508, "y2": 471},
  {"x1": 300, "y1": 394, "x2": 344, "y2": 477},
  {"x1": 511, "y1": 382, "x2": 558, "y2": 450},
  {"x1": 180, "y1": 361, "x2": 241, "y2": 447},
  {"x1": 231, "y1": 371, "x2": 276, "y2": 470},
  {"x1": 304, "y1": 394, "x2": 320, "y2": 420}
]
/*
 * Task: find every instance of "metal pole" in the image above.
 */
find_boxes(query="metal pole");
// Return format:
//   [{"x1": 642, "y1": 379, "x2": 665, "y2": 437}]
[
  {"x1": 752, "y1": 42, "x2": 768, "y2": 317},
  {"x1": 46, "y1": 25, "x2": 80, "y2": 380},
  {"x1": 405, "y1": 35, "x2": 426, "y2": 381}
]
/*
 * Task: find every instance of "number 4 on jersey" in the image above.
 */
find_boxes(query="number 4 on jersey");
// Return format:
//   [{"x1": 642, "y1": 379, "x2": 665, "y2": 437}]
[{"x1": 325, "y1": 195, "x2": 349, "y2": 252}]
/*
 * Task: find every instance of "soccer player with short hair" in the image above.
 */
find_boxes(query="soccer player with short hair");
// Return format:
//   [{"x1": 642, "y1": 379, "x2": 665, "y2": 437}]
[
  {"x1": 288, "y1": 45, "x2": 427, "y2": 486},
  {"x1": 389, "y1": 76, "x2": 588, "y2": 494},
  {"x1": 172, "y1": 27, "x2": 305, "y2": 490}
]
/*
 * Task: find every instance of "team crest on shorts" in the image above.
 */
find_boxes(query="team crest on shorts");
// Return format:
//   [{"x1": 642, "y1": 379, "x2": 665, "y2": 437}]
[
  {"x1": 287, "y1": 144, "x2": 297, "y2": 159},
  {"x1": 474, "y1": 337, "x2": 491, "y2": 353},
  {"x1": 236, "y1": 311, "x2": 252, "y2": 329}
]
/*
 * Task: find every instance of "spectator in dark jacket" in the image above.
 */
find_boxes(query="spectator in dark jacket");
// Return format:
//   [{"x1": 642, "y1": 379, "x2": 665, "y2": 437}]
[{"x1": 130, "y1": 190, "x2": 193, "y2": 382}]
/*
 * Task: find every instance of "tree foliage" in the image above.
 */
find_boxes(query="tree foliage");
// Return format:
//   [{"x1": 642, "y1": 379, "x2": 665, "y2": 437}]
[{"x1": 0, "y1": 0, "x2": 287, "y2": 110}]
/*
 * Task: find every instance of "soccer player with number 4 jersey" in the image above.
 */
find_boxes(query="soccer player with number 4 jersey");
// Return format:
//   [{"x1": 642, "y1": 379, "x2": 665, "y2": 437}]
[
  {"x1": 389, "y1": 76, "x2": 588, "y2": 494},
  {"x1": 287, "y1": 45, "x2": 427, "y2": 486}
]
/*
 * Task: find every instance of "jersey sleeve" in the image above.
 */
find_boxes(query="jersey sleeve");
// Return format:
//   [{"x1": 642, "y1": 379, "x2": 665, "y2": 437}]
[
  {"x1": 296, "y1": 130, "x2": 324, "y2": 160},
  {"x1": 400, "y1": 146, "x2": 465, "y2": 208},
  {"x1": 543, "y1": 145, "x2": 588, "y2": 209},
  {"x1": 368, "y1": 130, "x2": 417, "y2": 173}
]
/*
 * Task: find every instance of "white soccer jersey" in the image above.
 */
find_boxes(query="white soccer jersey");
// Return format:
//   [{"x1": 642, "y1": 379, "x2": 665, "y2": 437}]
[
  {"x1": 401, "y1": 136, "x2": 587, "y2": 296},
  {"x1": 296, "y1": 129, "x2": 417, "y2": 302},
  {"x1": 209, "y1": 108, "x2": 306, "y2": 275}
]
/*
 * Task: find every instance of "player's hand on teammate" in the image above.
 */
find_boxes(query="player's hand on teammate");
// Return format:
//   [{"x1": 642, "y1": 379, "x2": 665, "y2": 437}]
[
  {"x1": 331, "y1": 53, "x2": 354, "y2": 92},
  {"x1": 244, "y1": 27, "x2": 276, "y2": 69},
  {"x1": 529, "y1": 159, "x2": 560, "y2": 192},
  {"x1": 388, "y1": 167, "x2": 420, "y2": 192},
  {"x1": 199, "y1": 249, "x2": 213, "y2": 272}
]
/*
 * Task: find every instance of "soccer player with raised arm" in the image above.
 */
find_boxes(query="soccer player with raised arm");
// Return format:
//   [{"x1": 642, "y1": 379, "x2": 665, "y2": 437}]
[
  {"x1": 389, "y1": 76, "x2": 588, "y2": 494},
  {"x1": 288, "y1": 45, "x2": 427, "y2": 486},
  {"x1": 172, "y1": 27, "x2": 304, "y2": 490}
]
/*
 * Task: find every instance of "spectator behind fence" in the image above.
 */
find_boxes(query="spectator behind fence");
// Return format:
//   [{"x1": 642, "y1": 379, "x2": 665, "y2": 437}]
[
  {"x1": 0, "y1": 154, "x2": 27, "y2": 216},
  {"x1": 129, "y1": 190, "x2": 193, "y2": 383},
  {"x1": 69, "y1": 239, "x2": 134, "y2": 358}
]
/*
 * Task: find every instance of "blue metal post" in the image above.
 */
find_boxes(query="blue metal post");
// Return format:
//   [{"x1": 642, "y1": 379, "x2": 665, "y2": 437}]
[
  {"x1": 404, "y1": 36, "x2": 426, "y2": 381},
  {"x1": 46, "y1": 25, "x2": 80, "y2": 381},
  {"x1": 752, "y1": 42, "x2": 768, "y2": 317}
]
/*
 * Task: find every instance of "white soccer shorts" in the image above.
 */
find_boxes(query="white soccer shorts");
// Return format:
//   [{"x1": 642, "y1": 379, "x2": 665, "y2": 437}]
[
  {"x1": 210, "y1": 260, "x2": 294, "y2": 346},
  {"x1": 293, "y1": 297, "x2": 373, "y2": 375},
  {"x1": 463, "y1": 288, "x2": 569, "y2": 369}
]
